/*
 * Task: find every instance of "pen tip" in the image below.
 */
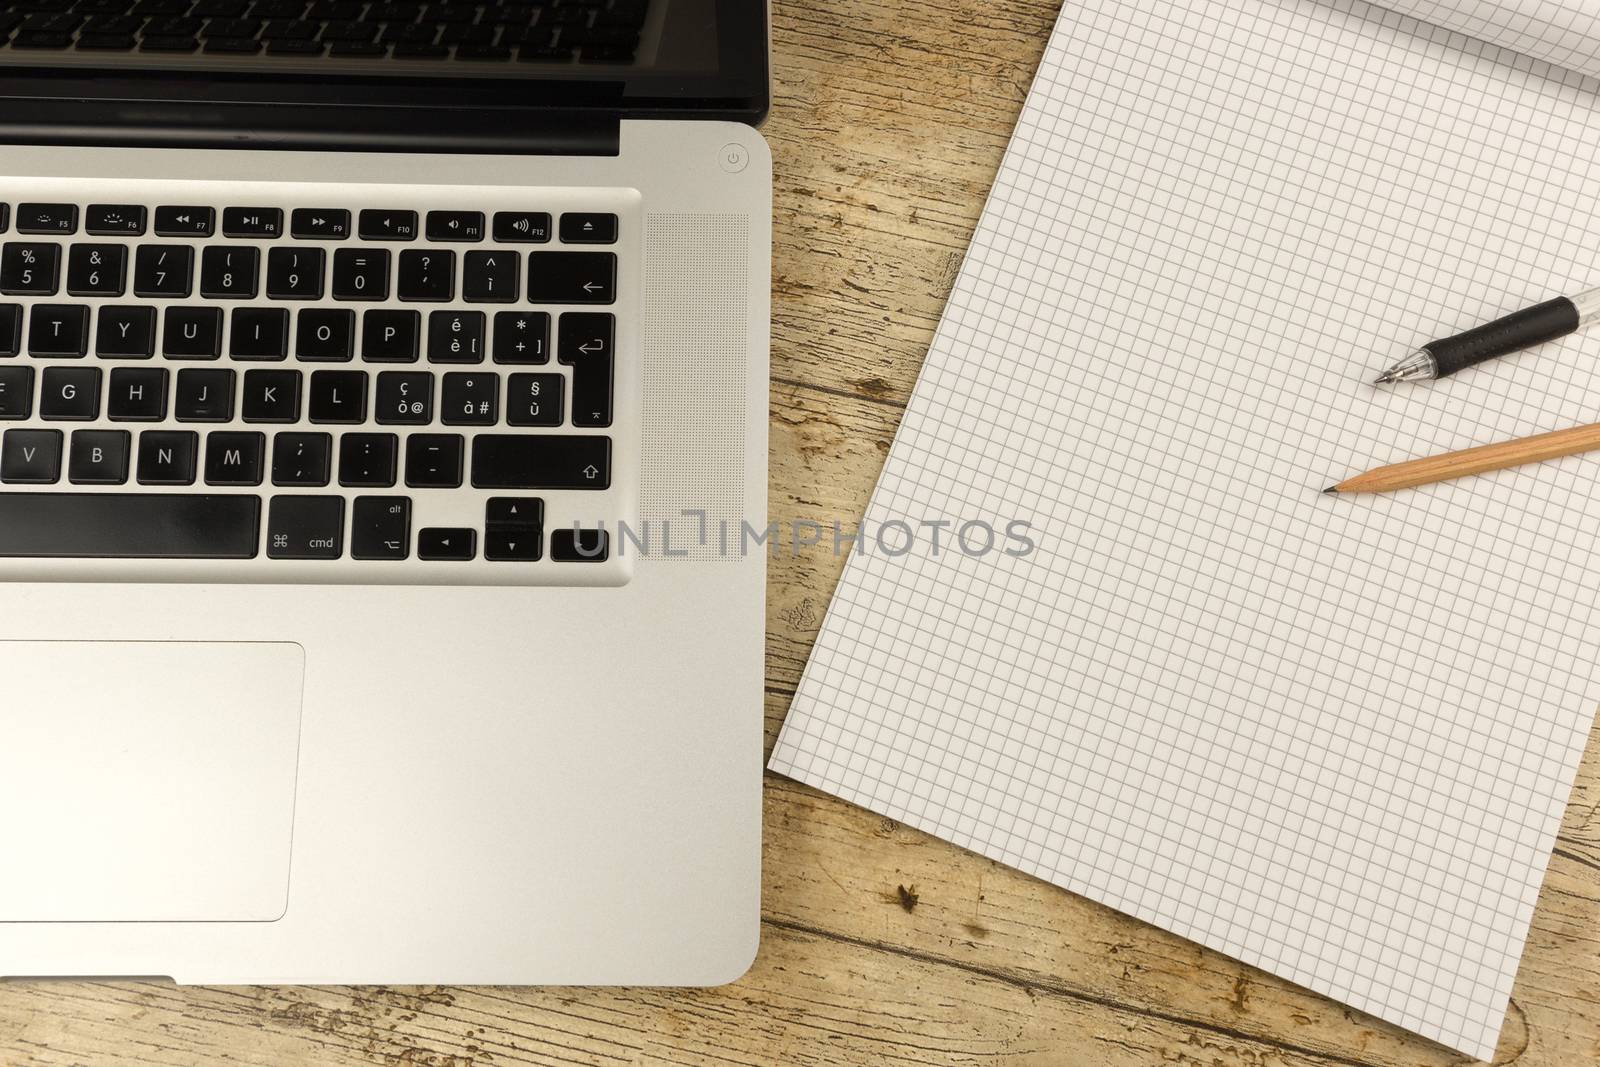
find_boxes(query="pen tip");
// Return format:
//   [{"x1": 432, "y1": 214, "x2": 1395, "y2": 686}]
[
  {"x1": 1322, "y1": 485, "x2": 1339, "y2": 494},
  {"x1": 1372, "y1": 372, "x2": 1394, "y2": 384}
]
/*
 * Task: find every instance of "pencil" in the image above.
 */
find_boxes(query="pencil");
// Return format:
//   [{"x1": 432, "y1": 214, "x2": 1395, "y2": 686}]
[{"x1": 1324, "y1": 420, "x2": 1600, "y2": 494}]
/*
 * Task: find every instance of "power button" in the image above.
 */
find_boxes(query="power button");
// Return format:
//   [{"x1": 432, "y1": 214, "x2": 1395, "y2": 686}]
[{"x1": 718, "y1": 143, "x2": 750, "y2": 173}]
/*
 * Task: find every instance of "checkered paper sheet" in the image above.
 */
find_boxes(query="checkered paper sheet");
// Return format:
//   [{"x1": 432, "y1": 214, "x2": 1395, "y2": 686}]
[{"x1": 770, "y1": 0, "x2": 1600, "y2": 1057}]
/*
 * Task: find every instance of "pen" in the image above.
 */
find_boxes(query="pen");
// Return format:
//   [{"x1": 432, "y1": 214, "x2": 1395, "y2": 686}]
[
  {"x1": 1324, "y1": 419, "x2": 1600, "y2": 493},
  {"x1": 1374, "y1": 285, "x2": 1600, "y2": 383}
]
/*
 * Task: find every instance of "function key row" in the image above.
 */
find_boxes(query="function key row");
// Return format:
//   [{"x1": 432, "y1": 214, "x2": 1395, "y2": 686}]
[
  {"x1": 0, "y1": 205, "x2": 617, "y2": 244},
  {"x1": 0, "y1": 243, "x2": 615, "y2": 303}
]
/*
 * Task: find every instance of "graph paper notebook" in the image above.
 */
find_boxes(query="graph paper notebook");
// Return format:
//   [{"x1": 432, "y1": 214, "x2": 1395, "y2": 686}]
[{"x1": 770, "y1": 0, "x2": 1600, "y2": 1058}]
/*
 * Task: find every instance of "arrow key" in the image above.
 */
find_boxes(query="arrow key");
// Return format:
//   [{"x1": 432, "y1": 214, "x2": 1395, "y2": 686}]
[
  {"x1": 485, "y1": 527, "x2": 540, "y2": 561},
  {"x1": 418, "y1": 526, "x2": 476, "y2": 561}
]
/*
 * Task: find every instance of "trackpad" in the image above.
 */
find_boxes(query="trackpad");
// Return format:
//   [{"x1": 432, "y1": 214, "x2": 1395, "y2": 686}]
[{"x1": 0, "y1": 642, "x2": 303, "y2": 922}]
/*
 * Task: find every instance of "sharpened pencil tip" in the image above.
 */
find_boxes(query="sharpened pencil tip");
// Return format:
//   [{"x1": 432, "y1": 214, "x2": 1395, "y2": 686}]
[{"x1": 1323, "y1": 485, "x2": 1339, "y2": 494}]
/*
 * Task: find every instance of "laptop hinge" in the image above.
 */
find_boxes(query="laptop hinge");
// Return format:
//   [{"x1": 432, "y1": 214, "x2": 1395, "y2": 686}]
[{"x1": 0, "y1": 100, "x2": 620, "y2": 156}]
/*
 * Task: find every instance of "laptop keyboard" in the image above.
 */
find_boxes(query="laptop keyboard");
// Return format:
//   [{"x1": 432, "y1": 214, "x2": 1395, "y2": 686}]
[
  {"x1": 0, "y1": 0, "x2": 645, "y2": 62},
  {"x1": 0, "y1": 180, "x2": 633, "y2": 585}
]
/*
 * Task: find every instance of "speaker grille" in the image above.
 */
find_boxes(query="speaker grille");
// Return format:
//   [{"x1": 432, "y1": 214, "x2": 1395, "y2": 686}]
[{"x1": 639, "y1": 214, "x2": 750, "y2": 560}]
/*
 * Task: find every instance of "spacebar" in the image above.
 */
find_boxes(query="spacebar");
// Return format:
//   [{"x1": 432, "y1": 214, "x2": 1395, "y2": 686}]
[{"x1": 0, "y1": 494, "x2": 261, "y2": 559}]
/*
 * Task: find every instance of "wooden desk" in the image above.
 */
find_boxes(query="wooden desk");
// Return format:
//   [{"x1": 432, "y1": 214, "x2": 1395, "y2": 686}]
[{"x1": 5, "y1": 2, "x2": 1600, "y2": 1063}]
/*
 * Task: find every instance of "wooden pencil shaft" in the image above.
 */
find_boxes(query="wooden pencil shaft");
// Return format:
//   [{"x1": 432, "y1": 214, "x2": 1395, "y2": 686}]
[{"x1": 1340, "y1": 420, "x2": 1600, "y2": 493}]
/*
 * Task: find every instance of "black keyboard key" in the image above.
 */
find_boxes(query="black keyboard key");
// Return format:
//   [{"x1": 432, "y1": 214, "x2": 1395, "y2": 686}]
[
  {"x1": 140, "y1": 33, "x2": 199, "y2": 50},
  {"x1": 560, "y1": 212, "x2": 617, "y2": 244},
  {"x1": 486, "y1": 495, "x2": 542, "y2": 527},
  {"x1": 392, "y1": 42, "x2": 447, "y2": 58},
  {"x1": 154, "y1": 205, "x2": 214, "y2": 237},
  {"x1": 204, "y1": 430, "x2": 265, "y2": 485},
  {"x1": 289, "y1": 208, "x2": 349, "y2": 240},
  {"x1": 319, "y1": 18, "x2": 375, "y2": 40},
  {"x1": 265, "y1": 246, "x2": 324, "y2": 299},
  {"x1": 375, "y1": 370, "x2": 432, "y2": 424},
  {"x1": 0, "y1": 493, "x2": 259, "y2": 557},
  {"x1": 493, "y1": 211, "x2": 551, "y2": 243},
  {"x1": 241, "y1": 368, "x2": 301, "y2": 422},
  {"x1": 551, "y1": 527, "x2": 608, "y2": 562},
  {"x1": 1, "y1": 242, "x2": 60, "y2": 295},
  {"x1": 0, "y1": 366, "x2": 31, "y2": 419},
  {"x1": 485, "y1": 526, "x2": 540, "y2": 560},
  {"x1": 204, "y1": 35, "x2": 263, "y2": 53},
  {"x1": 0, "y1": 427, "x2": 61, "y2": 483},
  {"x1": 136, "y1": 429, "x2": 198, "y2": 484},
  {"x1": 28, "y1": 304, "x2": 89, "y2": 357},
  {"x1": 96, "y1": 305, "x2": 156, "y2": 358},
  {"x1": 266, "y1": 495, "x2": 343, "y2": 559},
  {"x1": 0, "y1": 205, "x2": 8, "y2": 234},
  {"x1": 175, "y1": 368, "x2": 236, "y2": 422},
  {"x1": 358, "y1": 209, "x2": 418, "y2": 241},
  {"x1": 418, "y1": 526, "x2": 474, "y2": 560},
  {"x1": 271, "y1": 431, "x2": 332, "y2": 486},
  {"x1": 222, "y1": 207, "x2": 283, "y2": 238},
  {"x1": 397, "y1": 248, "x2": 454, "y2": 301},
  {"x1": 507, "y1": 372, "x2": 562, "y2": 426},
  {"x1": 456, "y1": 44, "x2": 511, "y2": 60},
  {"x1": 462, "y1": 249, "x2": 518, "y2": 303},
  {"x1": 76, "y1": 30, "x2": 136, "y2": 47},
  {"x1": 471, "y1": 434, "x2": 610, "y2": 489},
  {"x1": 200, "y1": 245, "x2": 260, "y2": 298},
  {"x1": 332, "y1": 248, "x2": 389, "y2": 300},
  {"x1": 426, "y1": 210, "x2": 484, "y2": 242},
  {"x1": 527, "y1": 251, "x2": 614, "y2": 303},
  {"x1": 66, "y1": 244, "x2": 127, "y2": 296},
  {"x1": 492, "y1": 310, "x2": 547, "y2": 363},
  {"x1": 107, "y1": 366, "x2": 168, "y2": 421},
  {"x1": 441, "y1": 371, "x2": 497, "y2": 426},
  {"x1": 361, "y1": 308, "x2": 419, "y2": 362},
  {"x1": 0, "y1": 304, "x2": 18, "y2": 356},
  {"x1": 338, "y1": 432, "x2": 396, "y2": 487},
  {"x1": 230, "y1": 307, "x2": 290, "y2": 360},
  {"x1": 404, "y1": 432, "x2": 462, "y2": 487},
  {"x1": 269, "y1": 36, "x2": 327, "y2": 53},
  {"x1": 351, "y1": 495, "x2": 409, "y2": 559},
  {"x1": 133, "y1": 244, "x2": 194, "y2": 297},
  {"x1": 67, "y1": 429, "x2": 130, "y2": 485},
  {"x1": 39, "y1": 366, "x2": 100, "y2": 419},
  {"x1": 558, "y1": 311, "x2": 613, "y2": 427},
  {"x1": 308, "y1": 368, "x2": 367, "y2": 423},
  {"x1": 162, "y1": 306, "x2": 224, "y2": 359},
  {"x1": 296, "y1": 307, "x2": 355, "y2": 361},
  {"x1": 85, "y1": 204, "x2": 146, "y2": 236},
  {"x1": 16, "y1": 203, "x2": 76, "y2": 235},
  {"x1": 428, "y1": 309, "x2": 484, "y2": 363},
  {"x1": 329, "y1": 39, "x2": 386, "y2": 55}
]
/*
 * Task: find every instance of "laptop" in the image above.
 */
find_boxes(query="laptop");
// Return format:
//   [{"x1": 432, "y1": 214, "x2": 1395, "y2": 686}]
[{"x1": 0, "y1": 0, "x2": 770, "y2": 985}]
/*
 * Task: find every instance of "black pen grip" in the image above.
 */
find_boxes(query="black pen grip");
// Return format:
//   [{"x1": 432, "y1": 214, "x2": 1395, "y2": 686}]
[{"x1": 1425, "y1": 297, "x2": 1579, "y2": 377}]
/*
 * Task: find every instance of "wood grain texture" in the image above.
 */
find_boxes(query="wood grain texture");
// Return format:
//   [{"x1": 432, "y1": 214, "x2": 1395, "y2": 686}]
[{"x1": 6, "y1": 1, "x2": 1600, "y2": 1064}]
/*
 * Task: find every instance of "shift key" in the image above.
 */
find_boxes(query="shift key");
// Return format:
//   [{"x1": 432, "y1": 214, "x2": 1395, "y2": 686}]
[{"x1": 471, "y1": 434, "x2": 610, "y2": 489}]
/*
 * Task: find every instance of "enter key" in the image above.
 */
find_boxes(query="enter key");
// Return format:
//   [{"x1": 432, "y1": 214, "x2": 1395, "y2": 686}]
[{"x1": 558, "y1": 312, "x2": 614, "y2": 428}]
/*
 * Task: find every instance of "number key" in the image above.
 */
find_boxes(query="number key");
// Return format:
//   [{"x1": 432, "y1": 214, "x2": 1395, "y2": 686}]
[
  {"x1": 0, "y1": 242, "x2": 60, "y2": 295},
  {"x1": 332, "y1": 248, "x2": 389, "y2": 300},
  {"x1": 133, "y1": 244, "x2": 194, "y2": 298},
  {"x1": 200, "y1": 245, "x2": 260, "y2": 298},
  {"x1": 66, "y1": 244, "x2": 127, "y2": 296},
  {"x1": 266, "y1": 246, "x2": 325, "y2": 299}
]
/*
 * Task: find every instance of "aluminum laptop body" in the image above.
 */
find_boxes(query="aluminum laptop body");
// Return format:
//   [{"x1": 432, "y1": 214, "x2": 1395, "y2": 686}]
[{"x1": 0, "y1": 1, "x2": 770, "y2": 984}]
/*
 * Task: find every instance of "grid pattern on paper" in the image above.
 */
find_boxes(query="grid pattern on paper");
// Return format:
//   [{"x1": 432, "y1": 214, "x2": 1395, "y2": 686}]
[
  {"x1": 768, "y1": 0, "x2": 1600, "y2": 1058},
  {"x1": 1387, "y1": 0, "x2": 1600, "y2": 81}
]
